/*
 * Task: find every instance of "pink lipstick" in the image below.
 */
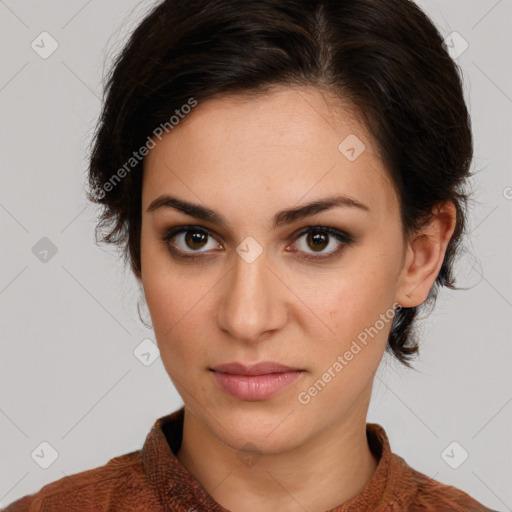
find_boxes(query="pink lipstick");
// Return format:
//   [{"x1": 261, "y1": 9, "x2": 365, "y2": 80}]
[{"x1": 210, "y1": 361, "x2": 305, "y2": 401}]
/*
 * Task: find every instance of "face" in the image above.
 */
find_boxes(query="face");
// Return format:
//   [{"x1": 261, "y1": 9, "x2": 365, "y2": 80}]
[{"x1": 140, "y1": 86, "x2": 408, "y2": 453}]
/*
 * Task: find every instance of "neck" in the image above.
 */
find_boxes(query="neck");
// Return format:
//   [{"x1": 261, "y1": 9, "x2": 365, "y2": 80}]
[{"x1": 176, "y1": 404, "x2": 378, "y2": 512}]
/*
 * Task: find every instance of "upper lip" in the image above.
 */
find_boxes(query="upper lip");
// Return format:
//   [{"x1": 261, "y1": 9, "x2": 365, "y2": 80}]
[{"x1": 210, "y1": 361, "x2": 302, "y2": 375}]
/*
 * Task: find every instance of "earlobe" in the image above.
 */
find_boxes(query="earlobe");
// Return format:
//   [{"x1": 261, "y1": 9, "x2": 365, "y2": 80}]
[{"x1": 395, "y1": 201, "x2": 457, "y2": 308}]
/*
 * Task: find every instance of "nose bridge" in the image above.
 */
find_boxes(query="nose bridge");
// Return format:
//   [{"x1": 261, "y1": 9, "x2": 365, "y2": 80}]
[{"x1": 217, "y1": 244, "x2": 283, "y2": 342}]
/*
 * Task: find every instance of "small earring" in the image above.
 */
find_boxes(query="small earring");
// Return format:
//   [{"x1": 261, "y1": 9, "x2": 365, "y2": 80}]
[{"x1": 137, "y1": 297, "x2": 153, "y2": 330}]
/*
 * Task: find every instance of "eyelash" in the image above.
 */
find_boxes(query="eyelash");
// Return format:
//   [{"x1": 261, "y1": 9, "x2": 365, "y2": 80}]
[{"x1": 161, "y1": 225, "x2": 355, "y2": 262}]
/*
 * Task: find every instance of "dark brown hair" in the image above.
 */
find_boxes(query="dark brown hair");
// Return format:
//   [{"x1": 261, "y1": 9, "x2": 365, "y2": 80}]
[{"x1": 87, "y1": 0, "x2": 474, "y2": 368}]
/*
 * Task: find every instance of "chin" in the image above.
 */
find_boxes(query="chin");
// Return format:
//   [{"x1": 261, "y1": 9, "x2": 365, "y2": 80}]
[
  {"x1": 224, "y1": 425, "x2": 303, "y2": 455},
  {"x1": 207, "y1": 400, "x2": 308, "y2": 453}
]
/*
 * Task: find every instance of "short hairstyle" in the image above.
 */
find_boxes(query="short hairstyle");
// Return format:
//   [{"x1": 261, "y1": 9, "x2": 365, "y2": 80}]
[{"x1": 87, "y1": 0, "x2": 474, "y2": 368}]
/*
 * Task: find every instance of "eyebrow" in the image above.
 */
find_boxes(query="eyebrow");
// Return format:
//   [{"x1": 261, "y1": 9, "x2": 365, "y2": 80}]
[{"x1": 146, "y1": 193, "x2": 370, "y2": 230}]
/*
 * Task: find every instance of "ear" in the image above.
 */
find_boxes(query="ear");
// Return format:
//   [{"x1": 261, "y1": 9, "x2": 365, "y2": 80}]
[{"x1": 396, "y1": 201, "x2": 457, "y2": 308}]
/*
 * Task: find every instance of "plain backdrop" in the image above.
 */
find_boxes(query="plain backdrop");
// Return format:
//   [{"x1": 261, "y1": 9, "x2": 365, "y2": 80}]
[{"x1": 0, "y1": 0, "x2": 511, "y2": 509}]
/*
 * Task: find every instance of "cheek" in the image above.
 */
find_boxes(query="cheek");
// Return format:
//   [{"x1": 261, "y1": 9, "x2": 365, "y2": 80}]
[
  {"x1": 141, "y1": 231, "x2": 189, "y2": 327},
  {"x1": 141, "y1": 239, "x2": 185, "y2": 350},
  {"x1": 318, "y1": 250, "x2": 402, "y2": 356},
  {"x1": 141, "y1": 251, "x2": 214, "y2": 373},
  {"x1": 305, "y1": 276, "x2": 397, "y2": 405}
]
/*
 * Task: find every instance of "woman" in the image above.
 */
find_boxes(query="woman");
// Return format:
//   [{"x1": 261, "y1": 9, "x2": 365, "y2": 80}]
[{"x1": 3, "y1": 0, "x2": 499, "y2": 510}]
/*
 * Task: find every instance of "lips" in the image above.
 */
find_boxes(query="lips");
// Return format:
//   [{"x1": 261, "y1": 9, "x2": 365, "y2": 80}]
[
  {"x1": 210, "y1": 361, "x2": 305, "y2": 400},
  {"x1": 210, "y1": 361, "x2": 301, "y2": 375}
]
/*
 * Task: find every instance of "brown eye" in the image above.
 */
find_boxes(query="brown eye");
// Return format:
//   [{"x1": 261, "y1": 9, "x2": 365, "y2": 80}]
[
  {"x1": 162, "y1": 226, "x2": 221, "y2": 257},
  {"x1": 184, "y1": 230, "x2": 209, "y2": 250},
  {"x1": 162, "y1": 225, "x2": 355, "y2": 262},
  {"x1": 306, "y1": 231, "x2": 329, "y2": 252},
  {"x1": 289, "y1": 227, "x2": 355, "y2": 261}
]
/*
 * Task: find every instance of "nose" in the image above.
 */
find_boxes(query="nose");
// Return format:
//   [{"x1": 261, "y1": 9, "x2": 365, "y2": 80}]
[{"x1": 216, "y1": 247, "x2": 287, "y2": 343}]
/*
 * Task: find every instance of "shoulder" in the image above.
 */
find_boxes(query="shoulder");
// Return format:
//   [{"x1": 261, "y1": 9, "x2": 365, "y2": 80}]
[
  {"x1": 398, "y1": 456, "x2": 499, "y2": 512},
  {"x1": 2, "y1": 450, "x2": 161, "y2": 512},
  {"x1": 360, "y1": 424, "x2": 500, "y2": 512}
]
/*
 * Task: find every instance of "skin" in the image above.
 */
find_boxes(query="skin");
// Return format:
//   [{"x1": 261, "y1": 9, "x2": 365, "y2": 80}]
[{"x1": 139, "y1": 85, "x2": 456, "y2": 512}]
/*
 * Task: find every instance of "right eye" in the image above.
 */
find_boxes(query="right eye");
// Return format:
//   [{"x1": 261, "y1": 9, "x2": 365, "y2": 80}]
[{"x1": 161, "y1": 226, "x2": 222, "y2": 259}]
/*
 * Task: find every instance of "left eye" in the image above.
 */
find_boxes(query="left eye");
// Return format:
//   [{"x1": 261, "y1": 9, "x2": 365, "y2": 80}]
[
  {"x1": 162, "y1": 226, "x2": 354, "y2": 260},
  {"x1": 290, "y1": 227, "x2": 352, "y2": 258}
]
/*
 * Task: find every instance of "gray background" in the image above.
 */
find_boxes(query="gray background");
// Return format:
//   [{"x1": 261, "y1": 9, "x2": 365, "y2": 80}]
[{"x1": 0, "y1": 0, "x2": 511, "y2": 509}]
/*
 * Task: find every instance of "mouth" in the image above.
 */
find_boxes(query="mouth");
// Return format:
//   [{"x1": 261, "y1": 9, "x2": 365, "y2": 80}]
[{"x1": 209, "y1": 361, "x2": 305, "y2": 401}]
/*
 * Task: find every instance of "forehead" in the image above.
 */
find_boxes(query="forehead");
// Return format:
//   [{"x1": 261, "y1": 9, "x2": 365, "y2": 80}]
[{"x1": 142, "y1": 86, "x2": 398, "y2": 223}]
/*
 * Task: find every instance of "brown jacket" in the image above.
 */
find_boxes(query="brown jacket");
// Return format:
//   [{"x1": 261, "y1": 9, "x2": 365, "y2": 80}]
[{"x1": 2, "y1": 407, "x2": 498, "y2": 511}]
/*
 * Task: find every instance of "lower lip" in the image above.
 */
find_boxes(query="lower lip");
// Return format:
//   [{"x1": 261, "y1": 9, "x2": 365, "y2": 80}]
[{"x1": 211, "y1": 370, "x2": 304, "y2": 401}]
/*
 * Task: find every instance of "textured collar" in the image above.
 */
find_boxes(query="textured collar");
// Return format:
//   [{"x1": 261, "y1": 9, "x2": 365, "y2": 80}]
[{"x1": 141, "y1": 407, "x2": 416, "y2": 511}]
